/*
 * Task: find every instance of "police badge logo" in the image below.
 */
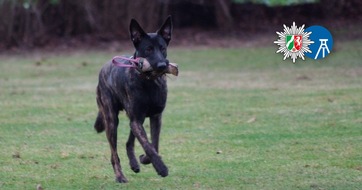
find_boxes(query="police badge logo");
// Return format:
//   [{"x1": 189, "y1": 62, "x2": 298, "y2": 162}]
[{"x1": 274, "y1": 22, "x2": 314, "y2": 63}]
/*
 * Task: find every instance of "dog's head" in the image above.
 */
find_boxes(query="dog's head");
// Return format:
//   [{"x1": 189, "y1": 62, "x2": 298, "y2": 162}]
[{"x1": 130, "y1": 16, "x2": 172, "y2": 74}]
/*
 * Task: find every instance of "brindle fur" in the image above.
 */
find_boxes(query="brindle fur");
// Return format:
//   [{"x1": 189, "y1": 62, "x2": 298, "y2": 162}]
[{"x1": 94, "y1": 16, "x2": 172, "y2": 183}]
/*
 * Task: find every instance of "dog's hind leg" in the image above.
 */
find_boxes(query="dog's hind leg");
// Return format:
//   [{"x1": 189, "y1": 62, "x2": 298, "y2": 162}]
[
  {"x1": 104, "y1": 109, "x2": 128, "y2": 183},
  {"x1": 98, "y1": 89, "x2": 128, "y2": 183},
  {"x1": 126, "y1": 131, "x2": 140, "y2": 173},
  {"x1": 130, "y1": 120, "x2": 168, "y2": 177}
]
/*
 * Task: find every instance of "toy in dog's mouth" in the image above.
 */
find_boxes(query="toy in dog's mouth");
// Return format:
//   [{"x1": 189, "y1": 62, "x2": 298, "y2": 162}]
[
  {"x1": 112, "y1": 56, "x2": 178, "y2": 77},
  {"x1": 147, "y1": 63, "x2": 179, "y2": 77}
]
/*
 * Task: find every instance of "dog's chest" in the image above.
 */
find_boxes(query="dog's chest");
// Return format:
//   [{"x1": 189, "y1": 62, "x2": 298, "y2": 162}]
[
  {"x1": 119, "y1": 77, "x2": 167, "y2": 116},
  {"x1": 141, "y1": 80, "x2": 167, "y2": 115}
]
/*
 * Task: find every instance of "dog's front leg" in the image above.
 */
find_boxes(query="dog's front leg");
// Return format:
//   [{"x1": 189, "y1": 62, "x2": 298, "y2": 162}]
[
  {"x1": 151, "y1": 114, "x2": 162, "y2": 152},
  {"x1": 130, "y1": 120, "x2": 168, "y2": 177},
  {"x1": 126, "y1": 131, "x2": 140, "y2": 173},
  {"x1": 139, "y1": 114, "x2": 162, "y2": 165}
]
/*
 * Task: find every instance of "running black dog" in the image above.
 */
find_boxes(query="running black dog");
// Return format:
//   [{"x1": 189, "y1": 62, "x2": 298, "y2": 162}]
[{"x1": 94, "y1": 16, "x2": 172, "y2": 183}]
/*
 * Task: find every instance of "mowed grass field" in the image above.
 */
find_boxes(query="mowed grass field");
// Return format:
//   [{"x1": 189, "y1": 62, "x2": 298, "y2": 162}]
[{"x1": 0, "y1": 40, "x2": 361, "y2": 189}]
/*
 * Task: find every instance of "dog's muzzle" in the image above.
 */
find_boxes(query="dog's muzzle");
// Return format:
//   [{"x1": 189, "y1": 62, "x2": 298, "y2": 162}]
[{"x1": 156, "y1": 61, "x2": 168, "y2": 71}]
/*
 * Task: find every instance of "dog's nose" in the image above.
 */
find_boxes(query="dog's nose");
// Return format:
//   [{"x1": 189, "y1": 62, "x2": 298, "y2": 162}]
[{"x1": 157, "y1": 62, "x2": 167, "y2": 70}]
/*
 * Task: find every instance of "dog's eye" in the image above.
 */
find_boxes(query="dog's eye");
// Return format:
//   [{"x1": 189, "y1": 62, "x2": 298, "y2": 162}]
[
  {"x1": 160, "y1": 46, "x2": 166, "y2": 53},
  {"x1": 146, "y1": 47, "x2": 153, "y2": 54}
]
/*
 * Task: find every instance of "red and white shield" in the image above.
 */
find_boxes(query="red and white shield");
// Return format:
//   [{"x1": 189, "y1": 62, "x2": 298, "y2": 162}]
[{"x1": 293, "y1": 35, "x2": 302, "y2": 51}]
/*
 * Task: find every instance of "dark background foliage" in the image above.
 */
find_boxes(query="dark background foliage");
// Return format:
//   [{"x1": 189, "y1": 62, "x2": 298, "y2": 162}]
[{"x1": 0, "y1": 0, "x2": 361, "y2": 49}]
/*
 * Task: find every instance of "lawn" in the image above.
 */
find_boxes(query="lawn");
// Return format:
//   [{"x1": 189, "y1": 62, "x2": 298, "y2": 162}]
[{"x1": 0, "y1": 40, "x2": 361, "y2": 189}]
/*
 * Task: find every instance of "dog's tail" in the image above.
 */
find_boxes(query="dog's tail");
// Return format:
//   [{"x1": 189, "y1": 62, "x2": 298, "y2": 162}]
[{"x1": 94, "y1": 112, "x2": 105, "y2": 133}]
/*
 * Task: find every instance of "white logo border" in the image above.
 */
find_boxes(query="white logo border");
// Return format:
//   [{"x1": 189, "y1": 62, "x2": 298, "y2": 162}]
[{"x1": 274, "y1": 22, "x2": 314, "y2": 63}]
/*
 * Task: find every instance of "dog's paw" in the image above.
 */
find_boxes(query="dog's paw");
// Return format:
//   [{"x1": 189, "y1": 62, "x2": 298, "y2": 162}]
[
  {"x1": 115, "y1": 175, "x2": 128, "y2": 183},
  {"x1": 131, "y1": 165, "x2": 140, "y2": 173},
  {"x1": 129, "y1": 159, "x2": 140, "y2": 173},
  {"x1": 139, "y1": 154, "x2": 151, "y2": 165},
  {"x1": 151, "y1": 157, "x2": 168, "y2": 177},
  {"x1": 155, "y1": 164, "x2": 168, "y2": 177}
]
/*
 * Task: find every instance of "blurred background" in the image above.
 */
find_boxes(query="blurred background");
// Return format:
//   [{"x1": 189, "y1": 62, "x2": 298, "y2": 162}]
[
  {"x1": 1, "y1": 1, "x2": 361, "y2": 189},
  {"x1": 0, "y1": 0, "x2": 361, "y2": 51}
]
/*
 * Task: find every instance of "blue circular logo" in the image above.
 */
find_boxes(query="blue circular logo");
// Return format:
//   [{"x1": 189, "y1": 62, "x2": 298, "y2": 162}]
[{"x1": 304, "y1": 25, "x2": 333, "y2": 60}]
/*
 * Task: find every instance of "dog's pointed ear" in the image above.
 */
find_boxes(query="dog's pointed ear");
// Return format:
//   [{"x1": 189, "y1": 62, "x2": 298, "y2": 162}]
[
  {"x1": 157, "y1": 16, "x2": 173, "y2": 45},
  {"x1": 130, "y1": 19, "x2": 146, "y2": 46}
]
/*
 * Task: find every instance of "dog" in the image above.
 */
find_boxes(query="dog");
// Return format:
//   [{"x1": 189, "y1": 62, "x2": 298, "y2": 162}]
[{"x1": 93, "y1": 16, "x2": 172, "y2": 183}]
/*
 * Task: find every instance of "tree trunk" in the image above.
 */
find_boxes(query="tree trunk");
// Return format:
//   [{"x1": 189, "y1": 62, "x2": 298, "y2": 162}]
[{"x1": 213, "y1": 0, "x2": 233, "y2": 30}]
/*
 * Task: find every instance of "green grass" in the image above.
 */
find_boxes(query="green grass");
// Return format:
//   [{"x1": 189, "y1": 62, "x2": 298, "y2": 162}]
[{"x1": 1, "y1": 40, "x2": 361, "y2": 189}]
